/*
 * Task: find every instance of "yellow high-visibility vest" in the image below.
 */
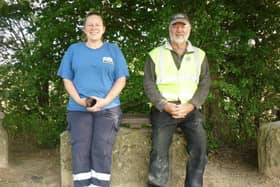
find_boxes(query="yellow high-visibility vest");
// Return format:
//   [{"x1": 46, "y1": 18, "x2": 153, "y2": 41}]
[{"x1": 149, "y1": 45, "x2": 205, "y2": 104}]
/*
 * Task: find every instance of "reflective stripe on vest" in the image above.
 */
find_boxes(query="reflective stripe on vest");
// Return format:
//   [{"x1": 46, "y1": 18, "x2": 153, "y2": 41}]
[{"x1": 149, "y1": 46, "x2": 205, "y2": 103}]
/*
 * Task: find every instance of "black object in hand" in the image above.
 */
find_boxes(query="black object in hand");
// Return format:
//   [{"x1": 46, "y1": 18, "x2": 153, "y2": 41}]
[{"x1": 85, "y1": 97, "x2": 97, "y2": 107}]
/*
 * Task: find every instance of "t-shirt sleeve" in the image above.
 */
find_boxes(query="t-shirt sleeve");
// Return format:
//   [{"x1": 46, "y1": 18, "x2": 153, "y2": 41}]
[
  {"x1": 57, "y1": 45, "x2": 74, "y2": 80},
  {"x1": 113, "y1": 45, "x2": 130, "y2": 79}
]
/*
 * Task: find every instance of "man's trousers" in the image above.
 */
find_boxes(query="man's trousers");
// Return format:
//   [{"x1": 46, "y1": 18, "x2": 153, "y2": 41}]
[
  {"x1": 148, "y1": 107, "x2": 207, "y2": 187},
  {"x1": 67, "y1": 106, "x2": 122, "y2": 187}
]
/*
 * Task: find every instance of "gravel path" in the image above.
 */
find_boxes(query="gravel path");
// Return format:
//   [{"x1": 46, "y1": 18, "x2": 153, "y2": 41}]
[{"x1": 0, "y1": 147, "x2": 279, "y2": 187}]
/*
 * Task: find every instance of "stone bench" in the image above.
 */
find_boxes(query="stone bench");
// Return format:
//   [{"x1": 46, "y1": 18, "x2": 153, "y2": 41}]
[
  {"x1": 258, "y1": 121, "x2": 280, "y2": 178},
  {"x1": 60, "y1": 114, "x2": 188, "y2": 187}
]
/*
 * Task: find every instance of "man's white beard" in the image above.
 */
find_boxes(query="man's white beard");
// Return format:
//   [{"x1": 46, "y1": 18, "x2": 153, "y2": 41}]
[{"x1": 170, "y1": 35, "x2": 188, "y2": 44}]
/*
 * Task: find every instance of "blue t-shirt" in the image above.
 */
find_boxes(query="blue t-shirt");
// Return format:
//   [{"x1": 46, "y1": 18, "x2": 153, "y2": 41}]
[{"x1": 57, "y1": 42, "x2": 129, "y2": 111}]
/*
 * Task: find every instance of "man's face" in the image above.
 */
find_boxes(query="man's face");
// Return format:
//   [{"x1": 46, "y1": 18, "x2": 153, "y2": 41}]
[
  {"x1": 84, "y1": 15, "x2": 105, "y2": 42},
  {"x1": 169, "y1": 22, "x2": 191, "y2": 44}
]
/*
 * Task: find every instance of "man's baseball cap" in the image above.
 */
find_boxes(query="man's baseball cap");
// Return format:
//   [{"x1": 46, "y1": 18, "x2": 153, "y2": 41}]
[{"x1": 169, "y1": 13, "x2": 190, "y2": 25}]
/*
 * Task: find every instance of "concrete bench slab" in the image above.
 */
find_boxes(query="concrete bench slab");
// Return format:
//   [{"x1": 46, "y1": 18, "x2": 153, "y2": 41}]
[{"x1": 60, "y1": 126, "x2": 188, "y2": 187}]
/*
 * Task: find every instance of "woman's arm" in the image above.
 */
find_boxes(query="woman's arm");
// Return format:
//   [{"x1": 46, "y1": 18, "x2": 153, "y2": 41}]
[
  {"x1": 63, "y1": 79, "x2": 86, "y2": 107},
  {"x1": 87, "y1": 76, "x2": 127, "y2": 112}
]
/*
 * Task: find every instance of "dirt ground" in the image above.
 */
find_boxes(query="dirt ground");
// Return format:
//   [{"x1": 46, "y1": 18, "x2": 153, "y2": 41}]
[
  {"x1": 0, "y1": 143, "x2": 280, "y2": 187},
  {"x1": 204, "y1": 147, "x2": 280, "y2": 187},
  {"x1": 0, "y1": 142, "x2": 60, "y2": 187}
]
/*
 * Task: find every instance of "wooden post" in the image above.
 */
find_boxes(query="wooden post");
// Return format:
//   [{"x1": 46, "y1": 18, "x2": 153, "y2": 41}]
[{"x1": 0, "y1": 111, "x2": 8, "y2": 168}]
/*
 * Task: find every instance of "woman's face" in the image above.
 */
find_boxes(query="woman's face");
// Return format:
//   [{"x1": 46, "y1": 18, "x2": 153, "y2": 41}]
[{"x1": 84, "y1": 15, "x2": 105, "y2": 42}]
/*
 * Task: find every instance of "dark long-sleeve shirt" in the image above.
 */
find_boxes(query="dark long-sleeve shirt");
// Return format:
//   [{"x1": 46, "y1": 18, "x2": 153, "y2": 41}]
[{"x1": 143, "y1": 41, "x2": 211, "y2": 111}]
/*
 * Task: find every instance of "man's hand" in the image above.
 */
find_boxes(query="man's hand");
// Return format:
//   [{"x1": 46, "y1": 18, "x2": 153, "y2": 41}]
[
  {"x1": 164, "y1": 102, "x2": 195, "y2": 119},
  {"x1": 163, "y1": 102, "x2": 178, "y2": 114}
]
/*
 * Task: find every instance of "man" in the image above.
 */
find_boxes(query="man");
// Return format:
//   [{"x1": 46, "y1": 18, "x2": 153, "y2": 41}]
[{"x1": 144, "y1": 13, "x2": 211, "y2": 187}]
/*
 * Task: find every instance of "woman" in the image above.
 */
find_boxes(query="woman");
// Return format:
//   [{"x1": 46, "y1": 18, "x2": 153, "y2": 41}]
[{"x1": 57, "y1": 12, "x2": 129, "y2": 187}]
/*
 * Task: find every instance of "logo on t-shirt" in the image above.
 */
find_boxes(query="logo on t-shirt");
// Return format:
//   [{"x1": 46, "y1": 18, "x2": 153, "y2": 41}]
[{"x1": 102, "y1": 57, "x2": 114, "y2": 64}]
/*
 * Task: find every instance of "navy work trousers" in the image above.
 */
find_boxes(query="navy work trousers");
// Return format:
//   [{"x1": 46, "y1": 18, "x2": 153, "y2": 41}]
[
  {"x1": 148, "y1": 107, "x2": 207, "y2": 187},
  {"x1": 67, "y1": 106, "x2": 122, "y2": 187}
]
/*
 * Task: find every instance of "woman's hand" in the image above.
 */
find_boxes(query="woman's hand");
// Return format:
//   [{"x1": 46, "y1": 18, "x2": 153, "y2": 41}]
[{"x1": 86, "y1": 96, "x2": 108, "y2": 112}]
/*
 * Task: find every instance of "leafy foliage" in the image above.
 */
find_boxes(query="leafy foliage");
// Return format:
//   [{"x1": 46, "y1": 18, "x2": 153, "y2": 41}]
[{"x1": 0, "y1": 0, "x2": 279, "y2": 148}]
